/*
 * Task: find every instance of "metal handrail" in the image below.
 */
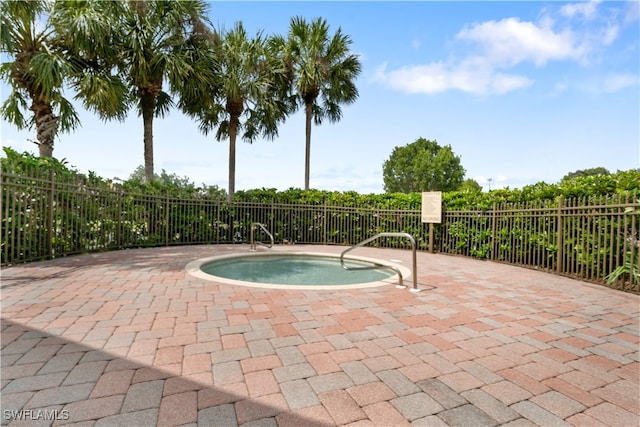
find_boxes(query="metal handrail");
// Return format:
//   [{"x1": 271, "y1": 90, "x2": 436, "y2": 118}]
[
  {"x1": 250, "y1": 223, "x2": 274, "y2": 251},
  {"x1": 340, "y1": 232, "x2": 419, "y2": 292}
]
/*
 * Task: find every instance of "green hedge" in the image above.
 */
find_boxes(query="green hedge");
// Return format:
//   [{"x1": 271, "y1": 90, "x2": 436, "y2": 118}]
[{"x1": 2, "y1": 148, "x2": 638, "y2": 291}]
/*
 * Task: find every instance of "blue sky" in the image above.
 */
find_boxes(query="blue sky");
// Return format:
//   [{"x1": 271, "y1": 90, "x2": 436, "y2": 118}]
[{"x1": 1, "y1": 1, "x2": 639, "y2": 193}]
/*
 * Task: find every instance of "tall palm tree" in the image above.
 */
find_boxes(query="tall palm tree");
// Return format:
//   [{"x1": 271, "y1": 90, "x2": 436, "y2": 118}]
[
  {"x1": 122, "y1": 0, "x2": 217, "y2": 182},
  {"x1": 284, "y1": 16, "x2": 362, "y2": 190},
  {"x1": 52, "y1": 0, "x2": 215, "y2": 183},
  {"x1": 181, "y1": 23, "x2": 289, "y2": 199},
  {"x1": 0, "y1": 1, "x2": 80, "y2": 158},
  {"x1": 49, "y1": 0, "x2": 130, "y2": 123}
]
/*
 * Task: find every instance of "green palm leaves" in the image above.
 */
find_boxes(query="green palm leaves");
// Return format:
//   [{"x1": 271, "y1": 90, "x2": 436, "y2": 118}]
[
  {"x1": 182, "y1": 22, "x2": 289, "y2": 199},
  {"x1": 110, "y1": 0, "x2": 215, "y2": 182},
  {"x1": 285, "y1": 16, "x2": 362, "y2": 189},
  {"x1": 0, "y1": 0, "x2": 79, "y2": 157},
  {"x1": 1, "y1": 4, "x2": 362, "y2": 194}
]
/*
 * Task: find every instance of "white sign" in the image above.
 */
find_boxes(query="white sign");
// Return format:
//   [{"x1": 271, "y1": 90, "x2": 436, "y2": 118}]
[{"x1": 421, "y1": 192, "x2": 442, "y2": 223}]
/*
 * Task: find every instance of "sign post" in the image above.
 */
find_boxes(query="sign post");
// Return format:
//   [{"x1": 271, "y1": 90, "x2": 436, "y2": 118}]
[{"x1": 421, "y1": 192, "x2": 442, "y2": 253}]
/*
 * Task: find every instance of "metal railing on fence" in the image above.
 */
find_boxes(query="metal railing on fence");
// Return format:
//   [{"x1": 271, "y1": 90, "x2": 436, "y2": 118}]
[{"x1": 2, "y1": 165, "x2": 638, "y2": 293}]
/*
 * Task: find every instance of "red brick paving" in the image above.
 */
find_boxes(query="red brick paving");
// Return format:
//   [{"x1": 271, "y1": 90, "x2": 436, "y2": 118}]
[{"x1": 1, "y1": 244, "x2": 638, "y2": 426}]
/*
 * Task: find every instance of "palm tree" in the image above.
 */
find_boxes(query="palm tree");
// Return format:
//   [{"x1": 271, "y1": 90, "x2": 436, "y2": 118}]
[
  {"x1": 181, "y1": 23, "x2": 289, "y2": 199},
  {"x1": 121, "y1": 0, "x2": 217, "y2": 183},
  {"x1": 52, "y1": 0, "x2": 215, "y2": 183},
  {"x1": 0, "y1": 1, "x2": 80, "y2": 158},
  {"x1": 49, "y1": 0, "x2": 130, "y2": 123},
  {"x1": 284, "y1": 16, "x2": 362, "y2": 190}
]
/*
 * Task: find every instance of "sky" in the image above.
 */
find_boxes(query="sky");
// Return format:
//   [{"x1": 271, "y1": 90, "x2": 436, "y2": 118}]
[{"x1": 1, "y1": 0, "x2": 639, "y2": 194}]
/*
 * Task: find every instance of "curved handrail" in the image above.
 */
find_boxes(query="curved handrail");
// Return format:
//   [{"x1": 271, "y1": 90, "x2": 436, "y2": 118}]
[
  {"x1": 340, "y1": 232, "x2": 419, "y2": 292},
  {"x1": 250, "y1": 223, "x2": 274, "y2": 251}
]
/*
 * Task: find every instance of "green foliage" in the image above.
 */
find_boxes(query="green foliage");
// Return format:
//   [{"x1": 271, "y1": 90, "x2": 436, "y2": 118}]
[
  {"x1": 0, "y1": 147, "x2": 107, "y2": 187},
  {"x1": 383, "y1": 138, "x2": 466, "y2": 193},
  {"x1": 121, "y1": 165, "x2": 227, "y2": 199},
  {"x1": 181, "y1": 22, "x2": 290, "y2": 198},
  {"x1": 0, "y1": 0, "x2": 81, "y2": 157},
  {"x1": 281, "y1": 16, "x2": 362, "y2": 189},
  {"x1": 52, "y1": 0, "x2": 216, "y2": 181},
  {"x1": 439, "y1": 169, "x2": 640, "y2": 210},
  {"x1": 459, "y1": 179, "x2": 482, "y2": 193},
  {"x1": 233, "y1": 188, "x2": 422, "y2": 209},
  {"x1": 2, "y1": 149, "x2": 638, "y2": 292},
  {"x1": 607, "y1": 251, "x2": 640, "y2": 288},
  {"x1": 562, "y1": 167, "x2": 610, "y2": 181}
]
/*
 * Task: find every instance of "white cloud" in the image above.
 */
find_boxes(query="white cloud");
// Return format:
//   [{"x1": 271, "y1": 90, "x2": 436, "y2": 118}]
[
  {"x1": 457, "y1": 18, "x2": 584, "y2": 66},
  {"x1": 602, "y1": 73, "x2": 639, "y2": 93},
  {"x1": 600, "y1": 22, "x2": 620, "y2": 45},
  {"x1": 373, "y1": 17, "x2": 575, "y2": 95},
  {"x1": 625, "y1": 1, "x2": 640, "y2": 24},
  {"x1": 372, "y1": 59, "x2": 533, "y2": 96},
  {"x1": 560, "y1": 0, "x2": 602, "y2": 20},
  {"x1": 373, "y1": 2, "x2": 628, "y2": 96},
  {"x1": 490, "y1": 73, "x2": 534, "y2": 94}
]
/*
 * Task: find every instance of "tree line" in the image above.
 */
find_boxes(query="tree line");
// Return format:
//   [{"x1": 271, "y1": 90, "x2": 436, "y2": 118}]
[
  {"x1": 381, "y1": 137, "x2": 634, "y2": 194},
  {"x1": 0, "y1": 0, "x2": 362, "y2": 198}
]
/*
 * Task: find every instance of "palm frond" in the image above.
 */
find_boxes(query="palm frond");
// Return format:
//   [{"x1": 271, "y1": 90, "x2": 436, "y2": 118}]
[
  {"x1": 154, "y1": 91, "x2": 174, "y2": 119},
  {"x1": 56, "y1": 96, "x2": 80, "y2": 132},
  {"x1": 0, "y1": 88, "x2": 30, "y2": 130}
]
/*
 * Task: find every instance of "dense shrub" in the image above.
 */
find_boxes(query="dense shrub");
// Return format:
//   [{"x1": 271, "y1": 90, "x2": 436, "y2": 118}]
[
  {"x1": 233, "y1": 169, "x2": 639, "y2": 210},
  {"x1": 2, "y1": 149, "x2": 638, "y2": 291}
]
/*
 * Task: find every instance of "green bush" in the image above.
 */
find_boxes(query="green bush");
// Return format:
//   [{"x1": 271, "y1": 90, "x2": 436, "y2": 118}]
[{"x1": 2, "y1": 149, "x2": 638, "y2": 292}]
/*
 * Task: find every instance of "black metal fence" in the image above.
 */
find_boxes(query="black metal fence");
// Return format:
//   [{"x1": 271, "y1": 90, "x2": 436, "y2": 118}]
[{"x1": 2, "y1": 166, "x2": 638, "y2": 293}]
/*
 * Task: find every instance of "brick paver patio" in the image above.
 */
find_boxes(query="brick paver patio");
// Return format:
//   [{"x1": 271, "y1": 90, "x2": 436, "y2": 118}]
[{"x1": 1, "y1": 244, "x2": 638, "y2": 426}]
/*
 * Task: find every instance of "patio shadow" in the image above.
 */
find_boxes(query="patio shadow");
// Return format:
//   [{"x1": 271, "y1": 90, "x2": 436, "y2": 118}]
[{"x1": 1, "y1": 318, "x2": 333, "y2": 426}]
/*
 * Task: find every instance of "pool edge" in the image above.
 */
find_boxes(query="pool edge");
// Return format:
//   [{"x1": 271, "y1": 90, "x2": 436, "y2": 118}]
[{"x1": 185, "y1": 251, "x2": 412, "y2": 290}]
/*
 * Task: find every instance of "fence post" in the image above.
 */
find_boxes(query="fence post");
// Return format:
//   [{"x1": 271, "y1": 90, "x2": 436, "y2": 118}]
[
  {"x1": 429, "y1": 223, "x2": 434, "y2": 253},
  {"x1": 323, "y1": 202, "x2": 328, "y2": 245},
  {"x1": 491, "y1": 202, "x2": 497, "y2": 261},
  {"x1": 556, "y1": 197, "x2": 564, "y2": 273},
  {"x1": 270, "y1": 202, "x2": 275, "y2": 244},
  {"x1": 47, "y1": 169, "x2": 54, "y2": 259},
  {"x1": 116, "y1": 192, "x2": 122, "y2": 248},
  {"x1": 630, "y1": 194, "x2": 639, "y2": 293},
  {"x1": 165, "y1": 194, "x2": 170, "y2": 246}
]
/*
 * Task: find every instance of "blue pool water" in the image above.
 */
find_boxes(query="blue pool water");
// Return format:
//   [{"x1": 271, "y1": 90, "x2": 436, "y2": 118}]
[{"x1": 200, "y1": 254, "x2": 395, "y2": 286}]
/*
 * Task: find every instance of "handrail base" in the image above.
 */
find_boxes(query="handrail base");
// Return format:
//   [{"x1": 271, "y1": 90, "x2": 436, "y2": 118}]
[{"x1": 396, "y1": 284, "x2": 422, "y2": 292}]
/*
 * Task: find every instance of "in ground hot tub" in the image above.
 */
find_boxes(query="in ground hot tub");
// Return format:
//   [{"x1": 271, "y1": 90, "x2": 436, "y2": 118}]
[{"x1": 185, "y1": 252, "x2": 410, "y2": 290}]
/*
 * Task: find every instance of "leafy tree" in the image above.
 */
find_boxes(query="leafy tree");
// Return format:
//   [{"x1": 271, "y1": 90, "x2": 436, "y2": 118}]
[
  {"x1": 383, "y1": 138, "x2": 465, "y2": 193},
  {"x1": 127, "y1": 165, "x2": 195, "y2": 188},
  {"x1": 0, "y1": 1, "x2": 80, "y2": 157},
  {"x1": 182, "y1": 23, "x2": 289, "y2": 199},
  {"x1": 459, "y1": 178, "x2": 482, "y2": 193},
  {"x1": 123, "y1": 164, "x2": 227, "y2": 199},
  {"x1": 279, "y1": 16, "x2": 362, "y2": 190},
  {"x1": 561, "y1": 167, "x2": 610, "y2": 182}
]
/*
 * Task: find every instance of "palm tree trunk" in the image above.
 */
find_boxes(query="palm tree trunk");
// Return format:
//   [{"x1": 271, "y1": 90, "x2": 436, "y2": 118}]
[
  {"x1": 141, "y1": 92, "x2": 155, "y2": 183},
  {"x1": 304, "y1": 102, "x2": 313, "y2": 190},
  {"x1": 228, "y1": 114, "x2": 239, "y2": 199},
  {"x1": 31, "y1": 99, "x2": 58, "y2": 158}
]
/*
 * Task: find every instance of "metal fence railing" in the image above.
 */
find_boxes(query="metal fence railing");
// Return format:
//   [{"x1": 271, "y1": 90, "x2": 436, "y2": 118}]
[
  {"x1": 2, "y1": 166, "x2": 638, "y2": 293},
  {"x1": 440, "y1": 197, "x2": 639, "y2": 293}
]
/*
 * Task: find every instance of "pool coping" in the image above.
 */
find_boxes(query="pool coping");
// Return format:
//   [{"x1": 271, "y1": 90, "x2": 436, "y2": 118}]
[{"x1": 185, "y1": 250, "x2": 412, "y2": 290}]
